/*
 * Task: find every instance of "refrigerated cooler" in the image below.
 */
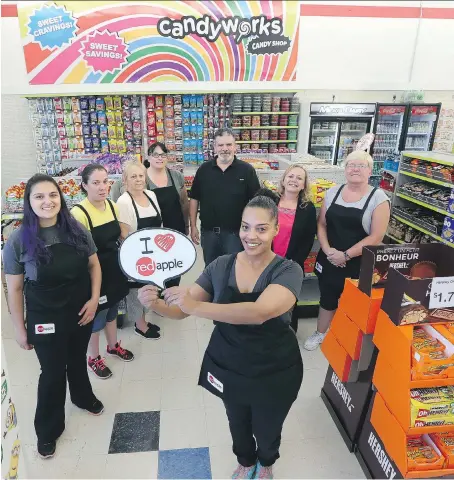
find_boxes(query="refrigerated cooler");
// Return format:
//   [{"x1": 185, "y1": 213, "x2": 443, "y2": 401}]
[
  {"x1": 402, "y1": 103, "x2": 441, "y2": 151},
  {"x1": 308, "y1": 103, "x2": 375, "y2": 166}
]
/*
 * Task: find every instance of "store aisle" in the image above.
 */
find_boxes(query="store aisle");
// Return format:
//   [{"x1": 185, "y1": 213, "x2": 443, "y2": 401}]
[{"x1": 1, "y1": 258, "x2": 365, "y2": 479}]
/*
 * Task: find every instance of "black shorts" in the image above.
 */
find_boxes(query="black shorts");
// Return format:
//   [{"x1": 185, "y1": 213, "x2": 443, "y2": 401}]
[{"x1": 317, "y1": 272, "x2": 347, "y2": 311}]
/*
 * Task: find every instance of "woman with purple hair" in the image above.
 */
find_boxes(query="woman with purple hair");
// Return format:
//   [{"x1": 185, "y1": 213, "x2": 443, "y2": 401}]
[{"x1": 3, "y1": 174, "x2": 104, "y2": 460}]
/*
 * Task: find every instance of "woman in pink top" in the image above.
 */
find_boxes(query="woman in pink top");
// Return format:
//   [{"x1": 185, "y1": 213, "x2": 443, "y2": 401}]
[{"x1": 260, "y1": 164, "x2": 317, "y2": 331}]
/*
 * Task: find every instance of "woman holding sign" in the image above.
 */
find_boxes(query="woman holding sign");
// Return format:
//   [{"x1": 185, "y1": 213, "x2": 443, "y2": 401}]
[
  {"x1": 304, "y1": 151, "x2": 390, "y2": 351},
  {"x1": 71, "y1": 164, "x2": 134, "y2": 380},
  {"x1": 117, "y1": 160, "x2": 162, "y2": 340},
  {"x1": 3, "y1": 174, "x2": 104, "y2": 459},
  {"x1": 137, "y1": 194, "x2": 304, "y2": 479}
]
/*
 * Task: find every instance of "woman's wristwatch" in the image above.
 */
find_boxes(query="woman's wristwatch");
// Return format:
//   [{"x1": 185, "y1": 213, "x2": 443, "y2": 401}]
[{"x1": 344, "y1": 251, "x2": 351, "y2": 262}]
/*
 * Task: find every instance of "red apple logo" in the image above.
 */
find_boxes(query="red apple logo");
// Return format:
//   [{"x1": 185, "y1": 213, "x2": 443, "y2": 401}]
[{"x1": 136, "y1": 257, "x2": 156, "y2": 276}]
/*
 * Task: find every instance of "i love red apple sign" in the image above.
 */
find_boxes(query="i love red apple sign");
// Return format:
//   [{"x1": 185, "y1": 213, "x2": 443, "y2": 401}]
[{"x1": 118, "y1": 228, "x2": 197, "y2": 288}]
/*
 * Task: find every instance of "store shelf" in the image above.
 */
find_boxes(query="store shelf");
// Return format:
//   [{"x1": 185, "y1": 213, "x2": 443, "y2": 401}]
[
  {"x1": 396, "y1": 192, "x2": 454, "y2": 218},
  {"x1": 311, "y1": 144, "x2": 334, "y2": 148},
  {"x1": 231, "y1": 126, "x2": 299, "y2": 130},
  {"x1": 231, "y1": 111, "x2": 299, "y2": 115},
  {"x1": 393, "y1": 214, "x2": 454, "y2": 247},
  {"x1": 312, "y1": 129, "x2": 336, "y2": 134},
  {"x1": 236, "y1": 140, "x2": 293, "y2": 144},
  {"x1": 376, "y1": 133, "x2": 399, "y2": 135},
  {"x1": 402, "y1": 151, "x2": 454, "y2": 166},
  {"x1": 406, "y1": 132, "x2": 430, "y2": 135},
  {"x1": 1, "y1": 213, "x2": 23, "y2": 220},
  {"x1": 400, "y1": 170, "x2": 454, "y2": 188},
  {"x1": 386, "y1": 233, "x2": 404, "y2": 244},
  {"x1": 340, "y1": 130, "x2": 367, "y2": 134}
]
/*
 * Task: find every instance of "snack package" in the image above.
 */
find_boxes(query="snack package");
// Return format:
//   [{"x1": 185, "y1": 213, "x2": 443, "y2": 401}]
[
  {"x1": 108, "y1": 125, "x2": 117, "y2": 138},
  {"x1": 109, "y1": 139, "x2": 118, "y2": 153},
  {"x1": 146, "y1": 96, "x2": 155, "y2": 110},
  {"x1": 115, "y1": 111, "x2": 123, "y2": 125},
  {"x1": 156, "y1": 95, "x2": 163, "y2": 108},
  {"x1": 430, "y1": 432, "x2": 454, "y2": 467},
  {"x1": 88, "y1": 97, "x2": 97, "y2": 110},
  {"x1": 407, "y1": 436, "x2": 444, "y2": 471},
  {"x1": 97, "y1": 111, "x2": 107, "y2": 125},
  {"x1": 62, "y1": 97, "x2": 72, "y2": 111},
  {"x1": 101, "y1": 138, "x2": 109, "y2": 153},
  {"x1": 71, "y1": 97, "x2": 80, "y2": 112},
  {"x1": 79, "y1": 97, "x2": 89, "y2": 110},
  {"x1": 123, "y1": 109, "x2": 132, "y2": 121},
  {"x1": 74, "y1": 124, "x2": 83, "y2": 136},
  {"x1": 106, "y1": 111, "x2": 115, "y2": 124},
  {"x1": 410, "y1": 387, "x2": 454, "y2": 427},
  {"x1": 100, "y1": 125, "x2": 108, "y2": 139},
  {"x1": 113, "y1": 96, "x2": 122, "y2": 109}
]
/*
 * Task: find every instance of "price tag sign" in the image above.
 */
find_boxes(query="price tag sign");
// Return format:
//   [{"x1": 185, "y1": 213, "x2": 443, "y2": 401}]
[
  {"x1": 119, "y1": 228, "x2": 197, "y2": 288},
  {"x1": 429, "y1": 276, "x2": 454, "y2": 309}
]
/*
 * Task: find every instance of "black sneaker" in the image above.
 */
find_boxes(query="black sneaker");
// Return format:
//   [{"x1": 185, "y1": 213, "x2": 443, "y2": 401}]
[
  {"x1": 38, "y1": 440, "x2": 56, "y2": 459},
  {"x1": 135, "y1": 324, "x2": 161, "y2": 340},
  {"x1": 88, "y1": 355, "x2": 113, "y2": 379},
  {"x1": 147, "y1": 322, "x2": 161, "y2": 332},
  {"x1": 85, "y1": 398, "x2": 104, "y2": 416}
]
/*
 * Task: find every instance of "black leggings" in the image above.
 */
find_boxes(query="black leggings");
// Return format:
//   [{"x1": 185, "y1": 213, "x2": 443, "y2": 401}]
[
  {"x1": 223, "y1": 399, "x2": 294, "y2": 467},
  {"x1": 33, "y1": 324, "x2": 97, "y2": 443}
]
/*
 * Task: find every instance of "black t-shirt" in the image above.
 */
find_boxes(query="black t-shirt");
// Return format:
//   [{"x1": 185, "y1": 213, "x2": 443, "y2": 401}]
[{"x1": 189, "y1": 157, "x2": 260, "y2": 231}]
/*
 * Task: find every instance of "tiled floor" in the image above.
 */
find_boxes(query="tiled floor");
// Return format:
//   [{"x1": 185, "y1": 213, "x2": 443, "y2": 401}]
[{"x1": 1, "y1": 249, "x2": 365, "y2": 479}]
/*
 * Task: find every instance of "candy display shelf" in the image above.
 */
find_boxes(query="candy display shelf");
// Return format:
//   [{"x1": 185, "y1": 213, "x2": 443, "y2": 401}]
[
  {"x1": 392, "y1": 214, "x2": 453, "y2": 247},
  {"x1": 396, "y1": 192, "x2": 453, "y2": 218},
  {"x1": 231, "y1": 126, "x2": 298, "y2": 130},
  {"x1": 385, "y1": 150, "x2": 454, "y2": 247}
]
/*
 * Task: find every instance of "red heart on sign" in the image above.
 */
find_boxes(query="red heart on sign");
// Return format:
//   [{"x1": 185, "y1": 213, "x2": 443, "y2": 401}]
[{"x1": 155, "y1": 234, "x2": 175, "y2": 252}]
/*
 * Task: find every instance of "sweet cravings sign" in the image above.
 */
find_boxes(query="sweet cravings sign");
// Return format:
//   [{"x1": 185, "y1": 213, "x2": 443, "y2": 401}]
[
  {"x1": 118, "y1": 228, "x2": 197, "y2": 288},
  {"x1": 17, "y1": 1, "x2": 300, "y2": 84}
]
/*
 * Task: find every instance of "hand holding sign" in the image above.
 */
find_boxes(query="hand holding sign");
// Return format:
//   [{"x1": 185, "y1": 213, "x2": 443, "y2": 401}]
[{"x1": 119, "y1": 228, "x2": 197, "y2": 288}]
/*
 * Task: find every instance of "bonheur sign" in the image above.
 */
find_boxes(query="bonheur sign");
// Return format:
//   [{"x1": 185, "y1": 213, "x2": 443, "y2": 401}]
[{"x1": 119, "y1": 228, "x2": 197, "y2": 288}]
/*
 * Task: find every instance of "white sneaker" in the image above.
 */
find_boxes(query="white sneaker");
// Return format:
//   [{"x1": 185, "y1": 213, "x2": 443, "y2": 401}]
[{"x1": 303, "y1": 331, "x2": 326, "y2": 351}]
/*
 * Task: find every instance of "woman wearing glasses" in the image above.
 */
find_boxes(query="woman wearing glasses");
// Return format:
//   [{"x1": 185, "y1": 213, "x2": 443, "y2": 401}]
[
  {"x1": 111, "y1": 142, "x2": 189, "y2": 288},
  {"x1": 304, "y1": 151, "x2": 390, "y2": 351}
]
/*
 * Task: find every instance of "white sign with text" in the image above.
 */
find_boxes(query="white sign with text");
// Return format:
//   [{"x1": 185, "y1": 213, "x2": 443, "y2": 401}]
[{"x1": 119, "y1": 228, "x2": 197, "y2": 288}]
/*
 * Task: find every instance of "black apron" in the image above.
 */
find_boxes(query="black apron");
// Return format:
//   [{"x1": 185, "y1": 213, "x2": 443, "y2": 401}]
[
  {"x1": 24, "y1": 243, "x2": 92, "y2": 344},
  {"x1": 127, "y1": 191, "x2": 162, "y2": 289},
  {"x1": 198, "y1": 254, "x2": 303, "y2": 405},
  {"x1": 315, "y1": 185, "x2": 377, "y2": 280},
  {"x1": 73, "y1": 199, "x2": 129, "y2": 312},
  {"x1": 151, "y1": 169, "x2": 186, "y2": 234}
]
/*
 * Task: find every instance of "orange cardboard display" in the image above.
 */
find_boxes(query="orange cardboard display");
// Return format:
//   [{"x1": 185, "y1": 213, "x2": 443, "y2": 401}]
[
  {"x1": 371, "y1": 392, "x2": 454, "y2": 478},
  {"x1": 373, "y1": 311, "x2": 454, "y2": 388},
  {"x1": 330, "y1": 310, "x2": 363, "y2": 360},
  {"x1": 321, "y1": 330, "x2": 352, "y2": 383},
  {"x1": 339, "y1": 279, "x2": 384, "y2": 334}
]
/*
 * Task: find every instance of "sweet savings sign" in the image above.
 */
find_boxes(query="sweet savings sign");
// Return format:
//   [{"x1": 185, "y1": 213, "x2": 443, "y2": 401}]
[{"x1": 119, "y1": 228, "x2": 196, "y2": 288}]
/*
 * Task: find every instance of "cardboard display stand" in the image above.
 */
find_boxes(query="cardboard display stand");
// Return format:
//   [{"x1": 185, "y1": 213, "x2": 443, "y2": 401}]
[
  {"x1": 320, "y1": 243, "x2": 454, "y2": 456},
  {"x1": 356, "y1": 392, "x2": 404, "y2": 480}
]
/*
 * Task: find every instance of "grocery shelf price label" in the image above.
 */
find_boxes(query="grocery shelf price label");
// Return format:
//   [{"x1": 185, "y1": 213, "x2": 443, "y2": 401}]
[
  {"x1": 429, "y1": 276, "x2": 454, "y2": 309},
  {"x1": 119, "y1": 228, "x2": 197, "y2": 288}
]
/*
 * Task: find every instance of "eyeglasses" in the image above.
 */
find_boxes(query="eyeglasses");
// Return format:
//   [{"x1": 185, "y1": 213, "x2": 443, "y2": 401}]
[
  {"x1": 151, "y1": 153, "x2": 167, "y2": 159},
  {"x1": 346, "y1": 163, "x2": 369, "y2": 170}
]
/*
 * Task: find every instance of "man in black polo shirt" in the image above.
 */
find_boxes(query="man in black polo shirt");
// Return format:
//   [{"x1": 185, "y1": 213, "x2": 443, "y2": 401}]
[{"x1": 189, "y1": 128, "x2": 261, "y2": 265}]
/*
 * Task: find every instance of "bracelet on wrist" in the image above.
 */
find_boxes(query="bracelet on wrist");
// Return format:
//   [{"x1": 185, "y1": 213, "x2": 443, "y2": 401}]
[{"x1": 344, "y1": 251, "x2": 351, "y2": 261}]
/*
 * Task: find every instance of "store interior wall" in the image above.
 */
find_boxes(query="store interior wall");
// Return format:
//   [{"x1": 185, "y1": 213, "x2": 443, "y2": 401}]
[{"x1": 1, "y1": 2, "x2": 454, "y2": 186}]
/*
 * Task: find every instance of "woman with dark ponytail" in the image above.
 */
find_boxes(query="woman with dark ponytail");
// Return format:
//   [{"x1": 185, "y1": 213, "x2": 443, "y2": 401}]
[
  {"x1": 136, "y1": 193, "x2": 304, "y2": 479},
  {"x1": 72, "y1": 164, "x2": 134, "y2": 380},
  {"x1": 3, "y1": 174, "x2": 104, "y2": 459}
]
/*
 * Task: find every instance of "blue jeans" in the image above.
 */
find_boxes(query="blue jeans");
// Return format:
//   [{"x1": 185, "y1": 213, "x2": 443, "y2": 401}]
[{"x1": 201, "y1": 229, "x2": 243, "y2": 266}]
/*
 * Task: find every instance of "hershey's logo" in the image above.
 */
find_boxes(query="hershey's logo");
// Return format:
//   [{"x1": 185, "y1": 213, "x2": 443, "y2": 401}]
[
  {"x1": 331, "y1": 371, "x2": 354, "y2": 413},
  {"x1": 368, "y1": 432, "x2": 397, "y2": 479}
]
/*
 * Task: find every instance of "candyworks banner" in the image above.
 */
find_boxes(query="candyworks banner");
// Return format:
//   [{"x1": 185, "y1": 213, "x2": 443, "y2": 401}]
[{"x1": 17, "y1": 1, "x2": 300, "y2": 84}]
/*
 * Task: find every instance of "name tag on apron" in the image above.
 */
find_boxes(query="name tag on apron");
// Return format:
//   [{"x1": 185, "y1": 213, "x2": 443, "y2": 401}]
[
  {"x1": 315, "y1": 262, "x2": 323, "y2": 273},
  {"x1": 207, "y1": 372, "x2": 223, "y2": 393},
  {"x1": 35, "y1": 323, "x2": 55, "y2": 335},
  {"x1": 99, "y1": 295, "x2": 108, "y2": 305}
]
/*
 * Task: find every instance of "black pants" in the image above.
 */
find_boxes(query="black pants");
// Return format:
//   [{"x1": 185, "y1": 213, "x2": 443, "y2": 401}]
[
  {"x1": 201, "y1": 229, "x2": 243, "y2": 266},
  {"x1": 290, "y1": 305, "x2": 299, "y2": 333},
  {"x1": 33, "y1": 323, "x2": 97, "y2": 444},
  {"x1": 223, "y1": 399, "x2": 294, "y2": 467}
]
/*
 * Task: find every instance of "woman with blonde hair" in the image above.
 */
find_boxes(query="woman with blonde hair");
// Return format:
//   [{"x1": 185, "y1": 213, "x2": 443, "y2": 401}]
[
  {"x1": 116, "y1": 160, "x2": 162, "y2": 340},
  {"x1": 304, "y1": 150, "x2": 390, "y2": 351},
  {"x1": 260, "y1": 164, "x2": 317, "y2": 332}
]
